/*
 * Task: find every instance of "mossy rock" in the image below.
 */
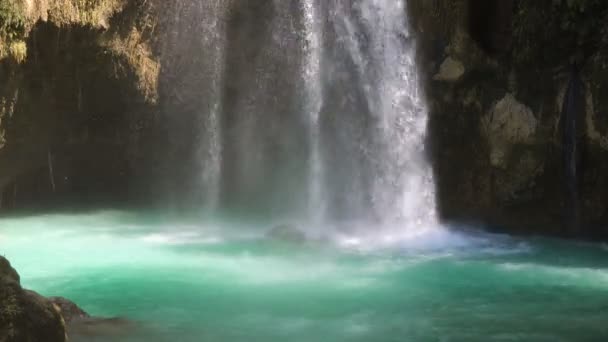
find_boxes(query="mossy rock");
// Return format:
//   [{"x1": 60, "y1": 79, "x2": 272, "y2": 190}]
[
  {"x1": 0, "y1": 256, "x2": 66, "y2": 342},
  {"x1": 0, "y1": 256, "x2": 19, "y2": 283}
]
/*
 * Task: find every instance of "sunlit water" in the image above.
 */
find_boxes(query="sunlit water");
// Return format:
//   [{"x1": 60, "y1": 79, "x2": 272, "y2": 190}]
[{"x1": 2, "y1": 211, "x2": 608, "y2": 341}]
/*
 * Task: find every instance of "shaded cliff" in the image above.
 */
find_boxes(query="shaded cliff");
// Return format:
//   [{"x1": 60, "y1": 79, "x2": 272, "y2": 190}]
[
  {"x1": 0, "y1": 0, "x2": 161, "y2": 210},
  {"x1": 410, "y1": 0, "x2": 608, "y2": 238}
]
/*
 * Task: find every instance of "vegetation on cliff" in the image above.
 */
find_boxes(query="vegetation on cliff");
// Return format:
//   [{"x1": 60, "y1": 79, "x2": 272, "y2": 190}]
[
  {"x1": 0, "y1": 0, "x2": 158, "y2": 100},
  {"x1": 0, "y1": 0, "x2": 162, "y2": 210},
  {"x1": 0, "y1": 1, "x2": 27, "y2": 62}
]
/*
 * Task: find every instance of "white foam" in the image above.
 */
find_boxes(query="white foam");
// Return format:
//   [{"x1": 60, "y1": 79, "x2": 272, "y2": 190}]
[
  {"x1": 323, "y1": 220, "x2": 530, "y2": 257},
  {"x1": 141, "y1": 232, "x2": 222, "y2": 245},
  {"x1": 498, "y1": 262, "x2": 608, "y2": 287}
]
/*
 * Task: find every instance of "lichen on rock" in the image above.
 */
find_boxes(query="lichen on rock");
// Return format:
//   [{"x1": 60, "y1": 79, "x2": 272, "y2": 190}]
[
  {"x1": 433, "y1": 57, "x2": 465, "y2": 82},
  {"x1": 481, "y1": 93, "x2": 537, "y2": 168}
]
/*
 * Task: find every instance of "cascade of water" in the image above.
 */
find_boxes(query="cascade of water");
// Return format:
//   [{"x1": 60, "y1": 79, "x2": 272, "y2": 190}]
[
  {"x1": 560, "y1": 67, "x2": 584, "y2": 233},
  {"x1": 197, "y1": 0, "x2": 225, "y2": 211},
  {"x1": 302, "y1": 0, "x2": 326, "y2": 223},
  {"x1": 322, "y1": 0, "x2": 436, "y2": 228},
  {"x1": 164, "y1": 0, "x2": 437, "y2": 232}
]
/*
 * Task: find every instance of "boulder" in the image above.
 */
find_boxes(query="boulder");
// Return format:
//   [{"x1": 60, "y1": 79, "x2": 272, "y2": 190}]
[
  {"x1": 481, "y1": 93, "x2": 537, "y2": 168},
  {"x1": 0, "y1": 256, "x2": 66, "y2": 342},
  {"x1": 48, "y1": 297, "x2": 90, "y2": 323},
  {"x1": 266, "y1": 224, "x2": 307, "y2": 243},
  {"x1": 48, "y1": 296, "x2": 139, "y2": 339}
]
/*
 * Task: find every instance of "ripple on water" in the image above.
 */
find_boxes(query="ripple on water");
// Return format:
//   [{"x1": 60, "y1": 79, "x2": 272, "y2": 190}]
[{"x1": 2, "y1": 211, "x2": 608, "y2": 341}]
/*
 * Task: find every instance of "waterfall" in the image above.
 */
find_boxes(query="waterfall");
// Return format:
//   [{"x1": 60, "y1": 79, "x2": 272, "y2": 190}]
[
  {"x1": 162, "y1": 0, "x2": 437, "y2": 233},
  {"x1": 197, "y1": 0, "x2": 225, "y2": 211},
  {"x1": 560, "y1": 67, "x2": 584, "y2": 233},
  {"x1": 302, "y1": 0, "x2": 326, "y2": 223},
  {"x1": 330, "y1": 0, "x2": 436, "y2": 227}
]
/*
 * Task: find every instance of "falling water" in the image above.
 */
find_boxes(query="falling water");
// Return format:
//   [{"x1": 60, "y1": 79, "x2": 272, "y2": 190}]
[
  {"x1": 302, "y1": 0, "x2": 325, "y2": 223},
  {"x1": 163, "y1": 0, "x2": 437, "y2": 232},
  {"x1": 197, "y1": 0, "x2": 225, "y2": 211},
  {"x1": 329, "y1": 0, "x2": 436, "y2": 227}
]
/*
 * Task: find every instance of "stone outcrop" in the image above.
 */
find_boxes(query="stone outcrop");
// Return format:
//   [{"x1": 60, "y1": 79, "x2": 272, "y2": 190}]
[
  {"x1": 410, "y1": 0, "x2": 608, "y2": 238},
  {"x1": 0, "y1": 256, "x2": 66, "y2": 342},
  {"x1": 433, "y1": 57, "x2": 465, "y2": 82},
  {"x1": 48, "y1": 296, "x2": 90, "y2": 323},
  {"x1": 482, "y1": 93, "x2": 538, "y2": 168},
  {"x1": 1, "y1": 256, "x2": 137, "y2": 341},
  {"x1": 48, "y1": 296, "x2": 139, "y2": 339}
]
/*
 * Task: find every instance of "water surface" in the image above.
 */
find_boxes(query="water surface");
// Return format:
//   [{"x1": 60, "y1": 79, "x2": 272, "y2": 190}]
[{"x1": 1, "y1": 211, "x2": 608, "y2": 341}]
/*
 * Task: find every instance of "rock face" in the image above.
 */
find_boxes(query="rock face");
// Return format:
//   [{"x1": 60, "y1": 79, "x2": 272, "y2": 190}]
[
  {"x1": 0, "y1": 0, "x2": 162, "y2": 211},
  {"x1": 409, "y1": 0, "x2": 608, "y2": 238},
  {"x1": 0, "y1": 256, "x2": 66, "y2": 342}
]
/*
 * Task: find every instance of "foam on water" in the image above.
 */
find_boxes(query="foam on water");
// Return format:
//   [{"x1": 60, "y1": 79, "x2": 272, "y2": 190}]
[{"x1": 2, "y1": 211, "x2": 608, "y2": 341}]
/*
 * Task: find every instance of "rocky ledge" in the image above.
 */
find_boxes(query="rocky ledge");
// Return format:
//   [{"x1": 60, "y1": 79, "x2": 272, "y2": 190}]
[
  {"x1": 0, "y1": 256, "x2": 66, "y2": 342},
  {"x1": 1, "y1": 255, "x2": 136, "y2": 342},
  {"x1": 49, "y1": 296, "x2": 138, "y2": 340}
]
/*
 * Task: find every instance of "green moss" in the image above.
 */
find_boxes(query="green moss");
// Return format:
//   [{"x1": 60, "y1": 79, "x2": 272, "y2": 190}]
[{"x1": 0, "y1": 0, "x2": 27, "y2": 60}]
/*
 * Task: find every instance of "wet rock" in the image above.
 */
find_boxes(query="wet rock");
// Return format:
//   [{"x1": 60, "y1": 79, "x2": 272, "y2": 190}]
[
  {"x1": 68, "y1": 317, "x2": 140, "y2": 340},
  {"x1": 0, "y1": 256, "x2": 19, "y2": 283},
  {"x1": 48, "y1": 297, "x2": 90, "y2": 323},
  {"x1": 409, "y1": 1, "x2": 608, "y2": 236},
  {"x1": 266, "y1": 224, "x2": 307, "y2": 243},
  {"x1": 48, "y1": 296, "x2": 140, "y2": 339},
  {"x1": 0, "y1": 256, "x2": 67, "y2": 342},
  {"x1": 433, "y1": 57, "x2": 465, "y2": 82},
  {"x1": 481, "y1": 93, "x2": 537, "y2": 168}
]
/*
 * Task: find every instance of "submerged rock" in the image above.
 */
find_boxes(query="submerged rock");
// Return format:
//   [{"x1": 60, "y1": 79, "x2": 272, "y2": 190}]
[
  {"x1": 49, "y1": 296, "x2": 140, "y2": 339},
  {"x1": 68, "y1": 317, "x2": 140, "y2": 340},
  {"x1": 266, "y1": 224, "x2": 307, "y2": 243},
  {"x1": 1, "y1": 256, "x2": 136, "y2": 342},
  {"x1": 0, "y1": 256, "x2": 66, "y2": 342},
  {"x1": 48, "y1": 297, "x2": 90, "y2": 323}
]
